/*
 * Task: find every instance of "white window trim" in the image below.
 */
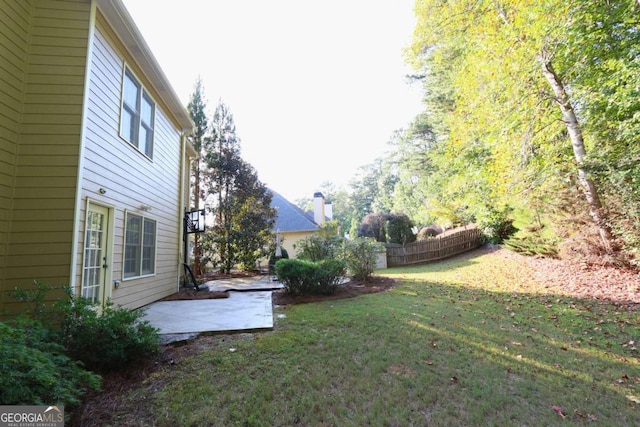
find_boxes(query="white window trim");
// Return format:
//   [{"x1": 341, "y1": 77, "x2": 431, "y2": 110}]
[
  {"x1": 119, "y1": 64, "x2": 156, "y2": 159},
  {"x1": 122, "y1": 211, "x2": 157, "y2": 281}
]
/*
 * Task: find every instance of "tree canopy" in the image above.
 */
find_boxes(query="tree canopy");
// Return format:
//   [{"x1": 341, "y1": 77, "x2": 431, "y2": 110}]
[
  {"x1": 381, "y1": 0, "x2": 640, "y2": 258},
  {"x1": 185, "y1": 89, "x2": 275, "y2": 274}
]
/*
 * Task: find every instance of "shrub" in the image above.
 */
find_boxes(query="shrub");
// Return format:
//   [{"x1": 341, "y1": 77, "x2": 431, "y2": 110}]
[
  {"x1": 55, "y1": 287, "x2": 160, "y2": 373},
  {"x1": 343, "y1": 237, "x2": 385, "y2": 281},
  {"x1": 417, "y1": 225, "x2": 442, "y2": 240},
  {"x1": 313, "y1": 259, "x2": 346, "y2": 294},
  {"x1": 478, "y1": 208, "x2": 518, "y2": 244},
  {"x1": 503, "y1": 235, "x2": 559, "y2": 258},
  {"x1": 268, "y1": 248, "x2": 289, "y2": 274},
  {"x1": 295, "y1": 234, "x2": 344, "y2": 261},
  {"x1": 11, "y1": 282, "x2": 160, "y2": 374},
  {"x1": 0, "y1": 319, "x2": 101, "y2": 406},
  {"x1": 358, "y1": 212, "x2": 389, "y2": 242},
  {"x1": 386, "y1": 213, "x2": 416, "y2": 244},
  {"x1": 275, "y1": 258, "x2": 346, "y2": 295},
  {"x1": 274, "y1": 258, "x2": 315, "y2": 295}
]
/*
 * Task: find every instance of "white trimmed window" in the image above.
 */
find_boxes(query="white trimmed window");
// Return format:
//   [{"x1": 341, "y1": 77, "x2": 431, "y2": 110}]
[
  {"x1": 124, "y1": 213, "x2": 156, "y2": 278},
  {"x1": 120, "y1": 67, "x2": 155, "y2": 158}
]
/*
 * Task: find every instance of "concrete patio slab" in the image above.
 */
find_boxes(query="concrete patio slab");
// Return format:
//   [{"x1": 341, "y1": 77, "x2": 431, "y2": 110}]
[
  {"x1": 203, "y1": 275, "x2": 284, "y2": 292},
  {"x1": 141, "y1": 291, "x2": 273, "y2": 344}
]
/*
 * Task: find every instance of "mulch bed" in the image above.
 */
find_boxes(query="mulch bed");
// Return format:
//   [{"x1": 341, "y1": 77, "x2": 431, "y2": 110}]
[
  {"x1": 271, "y1": 275, "x2": 397, "y2": 305},
  {"x1": 158, "y1": 271, "x2": 398, "y2": 304}
]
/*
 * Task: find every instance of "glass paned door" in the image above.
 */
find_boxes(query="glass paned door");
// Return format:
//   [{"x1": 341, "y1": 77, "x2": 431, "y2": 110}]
[{"x1": 82, "y1": 204, "x2": 110, "y2": 304}]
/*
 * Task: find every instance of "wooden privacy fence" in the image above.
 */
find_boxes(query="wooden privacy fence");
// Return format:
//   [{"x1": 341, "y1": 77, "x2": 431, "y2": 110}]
[{"x1": 385, "y1": 226, "x2": 483, "y2": 267}]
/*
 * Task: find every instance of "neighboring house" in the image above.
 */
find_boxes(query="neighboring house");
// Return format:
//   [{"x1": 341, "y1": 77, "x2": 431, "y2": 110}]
[
  {"x1": 270, "y1": 190, "x2": 332, "y2": 258},
  {"x1": 0, "y1": 0, "x2": 195, "y2": 317}
]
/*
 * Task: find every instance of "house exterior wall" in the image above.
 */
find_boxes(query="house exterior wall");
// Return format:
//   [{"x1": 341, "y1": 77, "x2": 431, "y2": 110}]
[
  {"x1": 0, "y1": 0, "x2": 90, "y2": 315},
  {"x1": 0, "y1": 0, "x2": 30, "y2": 313},
  {"x1": 0, "y1": 0, "x2": 192, "y2": 317},
  {"x1": 280, "y1": 230, "x2": 316, "y2": 258},
  {"x1": 72, "y1": 14, "x2": 185, "y2": 310}
]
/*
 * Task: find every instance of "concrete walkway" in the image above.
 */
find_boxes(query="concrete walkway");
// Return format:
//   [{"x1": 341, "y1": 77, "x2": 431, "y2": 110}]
[{"x1": 140, "y1": 275, "x2": 284, "y2": 344}]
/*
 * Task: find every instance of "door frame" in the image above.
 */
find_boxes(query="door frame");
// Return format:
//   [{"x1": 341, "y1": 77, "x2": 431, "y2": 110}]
[{"x1": 81, "y1": 199, "x2": 115, "y2": 306}]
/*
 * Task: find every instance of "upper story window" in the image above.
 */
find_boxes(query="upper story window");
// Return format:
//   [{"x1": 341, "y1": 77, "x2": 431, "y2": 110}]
[{"x1": 120, "y1": 67, "x2": 155, "y2": 158}]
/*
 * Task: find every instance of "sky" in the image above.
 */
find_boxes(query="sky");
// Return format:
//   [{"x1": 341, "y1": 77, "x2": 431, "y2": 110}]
[{"x1": 121, "y1": 0, "x2": 424, "y2": 202}]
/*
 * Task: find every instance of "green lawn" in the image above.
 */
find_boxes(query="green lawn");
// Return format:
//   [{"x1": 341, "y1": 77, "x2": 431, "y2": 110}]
[{"x1": 105, "y1": 248, "x2": 638, "y2": 426}]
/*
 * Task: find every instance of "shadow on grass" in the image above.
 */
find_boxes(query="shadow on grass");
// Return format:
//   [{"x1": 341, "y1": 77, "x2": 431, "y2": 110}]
[
  {"x1": 75, "y1": 246, "x2": 639, "y2": 426},
  {"x1": 375, "y1": 279, "x2": 638, "y2": 424}
]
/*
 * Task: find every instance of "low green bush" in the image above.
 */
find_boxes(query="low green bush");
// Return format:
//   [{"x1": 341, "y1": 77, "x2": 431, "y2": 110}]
[
  {"x1": 11, "y1": 282, "x2": 160, "y2": 375},
  {"x1": 55, "y1": 287, "x2": 160, "y2": 373},
  {"x1": 477, "y1": 208, "x2": 518, "y2": 244},
  {"x1": 0, "y1": 319, "x2": 101, "y2": 406},
  {"x1": 275, "y1": 258, "x2": 346, "y2": 295},
  {"x1": 343, "y1": 237, "x2": 386, "y2": 281},
  {"x1": 503, "y1": 235, "x2": 559, "y2": 258},
  {"x1": 314, "y1": 259, "x2": 346, "y2": 293}
]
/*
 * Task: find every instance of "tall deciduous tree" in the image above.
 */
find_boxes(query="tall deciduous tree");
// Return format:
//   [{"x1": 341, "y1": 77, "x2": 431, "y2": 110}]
[
  {"x1": 538, "y1": 52, "x2": 612, "y2": 252},
  {"x1": 404, "y1": 0, "x2": 640, "y2": 254}
]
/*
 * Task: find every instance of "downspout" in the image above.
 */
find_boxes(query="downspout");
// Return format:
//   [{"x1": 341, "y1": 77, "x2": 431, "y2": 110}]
[{"x1": 177, "y1": 131, "x2": 187, "y2": 292}]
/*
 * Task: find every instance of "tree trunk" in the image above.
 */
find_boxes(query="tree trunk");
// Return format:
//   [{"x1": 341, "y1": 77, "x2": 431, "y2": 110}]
[{"x1": 539, "y1": 53, "x2": 613, "y2": 253}]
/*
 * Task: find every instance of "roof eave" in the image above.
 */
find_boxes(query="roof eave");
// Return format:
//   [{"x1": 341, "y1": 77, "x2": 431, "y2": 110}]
[{"x1": 95, "y1": 0, "x2": 193, "y2": 134}]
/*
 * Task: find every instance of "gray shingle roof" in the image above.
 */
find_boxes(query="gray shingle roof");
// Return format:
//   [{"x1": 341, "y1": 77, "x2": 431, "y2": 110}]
[{"x1": 269, "y1": 189, "x2": 319, "y2": 232}]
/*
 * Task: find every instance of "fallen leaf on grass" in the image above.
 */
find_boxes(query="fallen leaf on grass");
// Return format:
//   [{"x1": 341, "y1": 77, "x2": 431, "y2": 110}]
[
  {"x1": 552, "y1": 405, "x2": 565, "y2": 419},
  {"x1": 573, "y1": 409, "x2": 598, "y2": 421},
  {"x1": 424, "y1": 360, "x2": 434, "y2": 365},
  {"x1": 627, "y1": 395, "x2": 640, "y2": 404}
]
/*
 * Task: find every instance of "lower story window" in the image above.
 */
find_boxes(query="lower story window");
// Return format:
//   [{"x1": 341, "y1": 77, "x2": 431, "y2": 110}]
[{"x1": 124, "y1": 213, "x2": 156, "y2": 278}]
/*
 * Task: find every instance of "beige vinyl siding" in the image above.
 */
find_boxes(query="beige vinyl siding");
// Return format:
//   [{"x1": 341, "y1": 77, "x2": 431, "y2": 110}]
[
  {"x1": 75, "y1": 19, "x2": 183, "y2": 310},
  {"x1": 1, "y1": 0, "x2": 90, "y2": 315}
]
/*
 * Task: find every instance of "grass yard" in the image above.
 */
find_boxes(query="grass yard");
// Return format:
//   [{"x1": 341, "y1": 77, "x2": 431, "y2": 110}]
[{"x1": 78, "y1": 247, "x2": 638, "y2": 426}]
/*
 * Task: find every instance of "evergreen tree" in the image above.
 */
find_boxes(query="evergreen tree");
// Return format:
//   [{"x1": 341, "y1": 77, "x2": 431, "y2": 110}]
[
  {"x1": 186, "y1": 77, "x2": 210, "y2": 276},
  {"x1": 202, "y1": 100, "x2": 275, "y2": 273}
]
